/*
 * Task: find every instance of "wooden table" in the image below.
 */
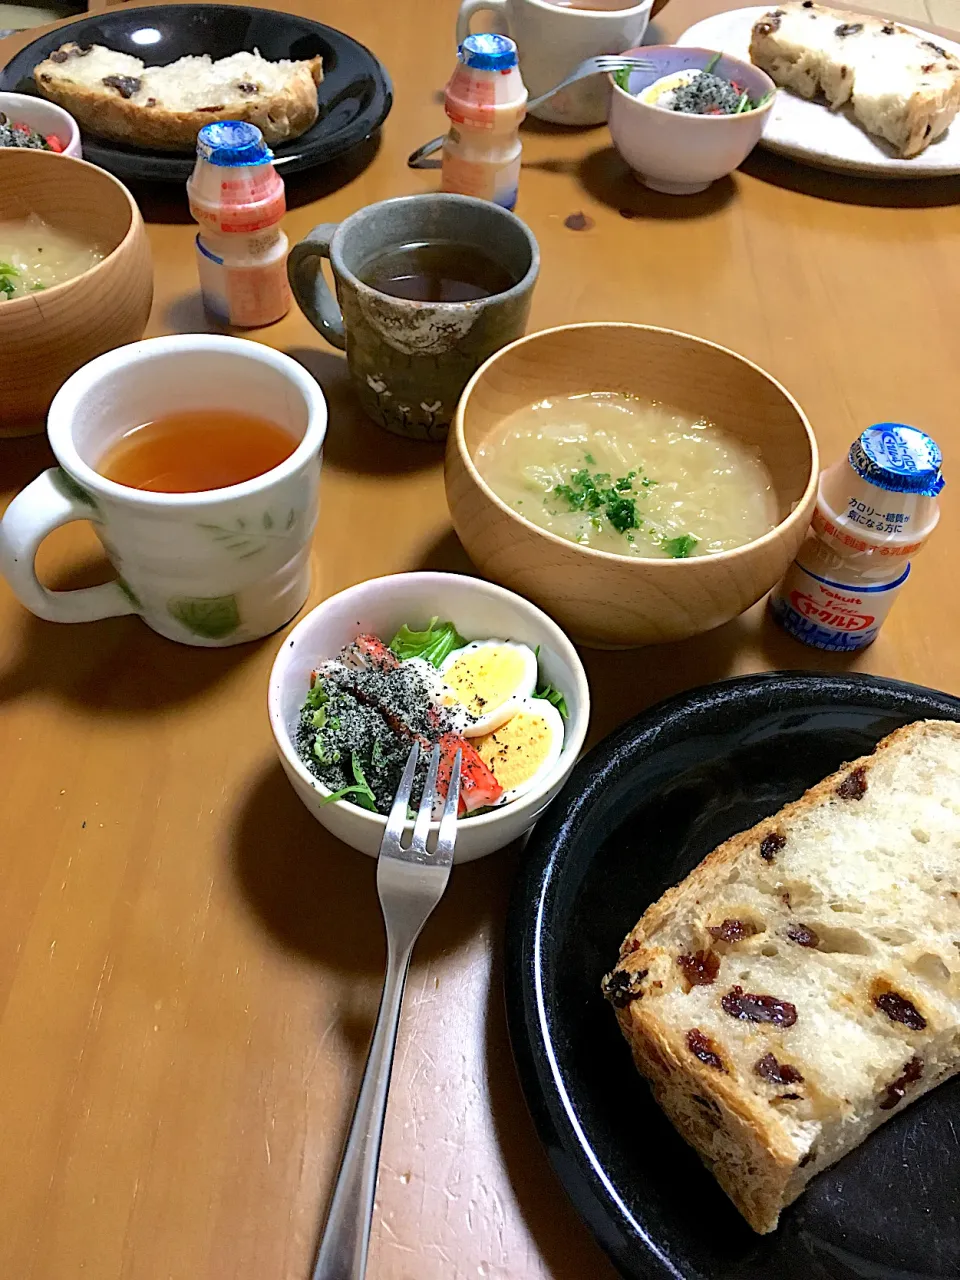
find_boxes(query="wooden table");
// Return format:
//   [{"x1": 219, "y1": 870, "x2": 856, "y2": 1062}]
[{"x1": 2, "y1": 1, "x2": 959, "y2": 1276}]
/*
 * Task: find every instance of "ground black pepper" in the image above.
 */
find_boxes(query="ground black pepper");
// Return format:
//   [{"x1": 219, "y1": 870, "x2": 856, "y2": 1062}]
[{"x1": 297, "y1": 644, "x2": 472, "y2": 813}]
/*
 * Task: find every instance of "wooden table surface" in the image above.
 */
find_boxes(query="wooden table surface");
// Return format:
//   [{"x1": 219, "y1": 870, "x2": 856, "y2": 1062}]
[{"x1": 2, "y1": 1, "x2": 960, "y2": 1277}]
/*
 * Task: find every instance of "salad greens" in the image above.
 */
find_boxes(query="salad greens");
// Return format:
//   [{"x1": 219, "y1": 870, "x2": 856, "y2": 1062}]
[
  {"x1": 532, "y1": 645, "x2": 569, "y2": 719},
  {"x1": 317, "y1": 753, "x2": 379, "y2": 811},
  {"x1": 615, "y1": 50, "x2": 772, "y2": 114},
  {"x1": 389, "y1": 616, "x2": 466, "y2": 668},
  {"x1": 534, "y1": 682, "x2": 569, "y2": 719},
  {"x1": 299, "y1": 621, "x2": 571, "y2": 819}
]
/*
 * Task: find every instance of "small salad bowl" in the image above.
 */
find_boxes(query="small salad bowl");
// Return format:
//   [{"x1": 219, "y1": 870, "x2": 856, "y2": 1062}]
[
  {"x1": 268, "y1": 572, "x2": 590, "y2": 863},
  {"x1": 0, "y1": 91, "x2": 81, "y2": 158},
  {"x1": 608, "y1": 46, "x2": 776, "y2": 195}
]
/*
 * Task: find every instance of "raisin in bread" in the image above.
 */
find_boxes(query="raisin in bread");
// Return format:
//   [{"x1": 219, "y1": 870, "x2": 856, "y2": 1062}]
[
  {"x1": 749, "y1": 1, "x2": 960, "y2": 157},
  {"x1": 34, "y1": 43, "x2": 323, "y2": 152},
  {"x1": 602, "y1": 719, "x2": 960, "y2": 1233}
]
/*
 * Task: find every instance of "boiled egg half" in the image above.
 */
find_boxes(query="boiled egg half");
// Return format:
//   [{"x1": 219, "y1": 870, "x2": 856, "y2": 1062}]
[
  {"x1": 441, "y1": 639, "x2": 538, "y2": 736},
  {"x1": 473, "y1": 698, "x2": 565, "y2": 804}
]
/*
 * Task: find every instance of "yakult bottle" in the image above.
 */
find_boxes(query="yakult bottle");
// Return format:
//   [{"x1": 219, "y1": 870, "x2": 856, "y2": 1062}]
[
  {"x1": 771, "y1": 423, "x2": 944, "y2": 652},
  {"x1": 441, "y1": 33, "x2": 527, "y2": 210},
  {"x1": 187, "y1": 120, "x2": 291, "y2": 328}
]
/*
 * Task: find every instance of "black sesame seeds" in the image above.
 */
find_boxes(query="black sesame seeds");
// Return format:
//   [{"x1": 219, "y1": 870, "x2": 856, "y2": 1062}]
[{"x1": 297, "y1": 652, "x2": 466, "y2": 813}]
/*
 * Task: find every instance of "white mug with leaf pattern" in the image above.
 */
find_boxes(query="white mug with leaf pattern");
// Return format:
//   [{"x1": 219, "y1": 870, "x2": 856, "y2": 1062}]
[{"x1": 0, "y1": 335, "x2": 327, "y2": 647}]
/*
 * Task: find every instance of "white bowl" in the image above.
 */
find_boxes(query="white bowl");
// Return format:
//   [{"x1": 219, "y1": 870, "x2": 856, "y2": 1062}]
[
  {"x1": 0, "y1": 92, "x2": 81, "y2": 158},
  {"x1": 608, "y1": 46, "x2": 775, "y2": 195},
  {"x1": 268, "y1": 572, "x2": 591, "y2": 863}
]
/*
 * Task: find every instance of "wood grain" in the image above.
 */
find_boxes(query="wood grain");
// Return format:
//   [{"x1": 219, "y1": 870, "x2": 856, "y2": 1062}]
[
  {"x1": 0, "y1": 0, "x2": 959, "y2": 1277},
  {"x1": 0, "y1": 150, "x2": 153, "y2": 436},
  {"x1": 446, "y1": 322, "x2": 817, "y2": 645}
]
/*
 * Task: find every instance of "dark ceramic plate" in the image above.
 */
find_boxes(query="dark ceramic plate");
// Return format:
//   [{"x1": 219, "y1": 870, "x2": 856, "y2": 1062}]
[
  {"x1": 0, "y1": 4, "x2": 392, "y2": 182},
  {"x1": 505, "y1": 671, "x2": 960, "y2": 1280}
]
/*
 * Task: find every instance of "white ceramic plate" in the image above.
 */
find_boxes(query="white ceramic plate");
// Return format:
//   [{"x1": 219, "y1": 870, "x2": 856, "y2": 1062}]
[{"x1": 677, "y1": 6, "x2": 960, "y2": 177}]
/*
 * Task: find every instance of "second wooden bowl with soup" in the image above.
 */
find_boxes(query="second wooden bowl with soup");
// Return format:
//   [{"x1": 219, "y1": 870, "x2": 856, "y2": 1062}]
[
  {"x1": 445, "y1": 323, "x2": 818, "y2": 648},
  {"x1": 0, "y1": 149, "x2": 153, "y2": 437}
]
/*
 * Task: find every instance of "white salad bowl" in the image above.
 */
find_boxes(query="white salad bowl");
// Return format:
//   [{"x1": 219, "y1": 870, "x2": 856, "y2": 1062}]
[
  {"x1": 608, "y1": 46, "x2": 775, "y2": 195},
  {"x1": 268, "y1": 571, "x2": 590, "y2": 863},
  {"x1": 0, "y1": 92, "x2": 81, "y2": 158}
]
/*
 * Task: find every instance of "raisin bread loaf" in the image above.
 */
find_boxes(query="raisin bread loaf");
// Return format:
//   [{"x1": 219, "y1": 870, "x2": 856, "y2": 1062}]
[
  {"x1": 749, "y1": 1, "x2": 960, "y2": 157},
  {"x1": 34, "y1": 43, "x2": 323, "y2": 151},
  {"x1": 603, "y1": 719, "x2": 960, "y2": 1233}
]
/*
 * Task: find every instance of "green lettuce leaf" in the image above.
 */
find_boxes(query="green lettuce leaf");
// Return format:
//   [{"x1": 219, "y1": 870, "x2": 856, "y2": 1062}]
[
  {"x1": 389, "y1": 616, "x2": 466, "y2": 668},
  {"x1": 317, "y1": 753, "x2": 379, "y2": 812},
  {"x1": 533, "y1": 682, "x2": 569, "y2": 719}
]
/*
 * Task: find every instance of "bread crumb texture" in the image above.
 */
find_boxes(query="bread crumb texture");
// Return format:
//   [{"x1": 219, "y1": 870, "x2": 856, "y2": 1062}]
[{"x1": 603, "y1": 719, "x2": 960, "y2": 1232}]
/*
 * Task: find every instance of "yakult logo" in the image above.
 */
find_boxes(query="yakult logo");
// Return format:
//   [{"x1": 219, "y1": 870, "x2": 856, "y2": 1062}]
[{"x1": 789, "y1": 590, "x2": 875, "y2": 632}]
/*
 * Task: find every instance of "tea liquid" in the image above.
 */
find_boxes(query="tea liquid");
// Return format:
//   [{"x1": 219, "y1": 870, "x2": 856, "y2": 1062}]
[
  {"x1": 98, "y1": 408, "x2": 297, "y2": 493},
  {"x1": 357, "y1": 239, "x2": 517, "y2": 303}
]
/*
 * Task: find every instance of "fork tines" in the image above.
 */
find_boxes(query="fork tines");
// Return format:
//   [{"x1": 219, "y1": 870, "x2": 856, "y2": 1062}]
[{"x1": 381, "y1": 743, "x2": 462, "y2": 865}]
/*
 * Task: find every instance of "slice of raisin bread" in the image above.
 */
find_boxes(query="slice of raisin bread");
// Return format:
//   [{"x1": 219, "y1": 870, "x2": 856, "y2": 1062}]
[
  {"x1": 749, "y1": 1, "x2": 960, "y2": 157},
  {"x1": 603, "y1": 719, "x2": 960, "y2": 1233},
  {"x1": 34, "y1": 43, "x2": 323, "y2": 152}
]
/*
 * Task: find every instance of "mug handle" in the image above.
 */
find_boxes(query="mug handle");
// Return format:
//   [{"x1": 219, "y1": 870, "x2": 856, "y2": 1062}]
[
  {"x1": 286, "y1": 224, "x2": 346, "y2": 352},
  {"x1": 0, "y1": 468, "x2": 137, "y2": 624},
  {"x1": 456, "y1": 0, "x2": 510, "y2": 44}
]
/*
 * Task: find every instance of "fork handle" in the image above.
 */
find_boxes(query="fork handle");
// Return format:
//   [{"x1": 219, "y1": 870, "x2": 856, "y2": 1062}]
[{"x1": 311, "y1": 938, "x2": 414, "y2": 1280}]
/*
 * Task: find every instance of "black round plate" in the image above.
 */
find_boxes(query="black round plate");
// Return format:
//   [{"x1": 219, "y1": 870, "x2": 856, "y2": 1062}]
[
  {"x1": 0, "y1": 4, "x2": 392, "y2": 182},
  {"x1": 506, "y1": 671, "x2": 960, "y2": 1280}
]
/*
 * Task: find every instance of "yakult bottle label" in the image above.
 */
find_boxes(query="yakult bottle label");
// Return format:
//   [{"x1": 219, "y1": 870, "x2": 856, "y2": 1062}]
[{"x1": 771, "y1": 561, "x2": 910, "y2": 652}]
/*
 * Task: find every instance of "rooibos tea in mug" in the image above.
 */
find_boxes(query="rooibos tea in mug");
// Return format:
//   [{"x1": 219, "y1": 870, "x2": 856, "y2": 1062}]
[
  {"x1": 98, "y1": 408, "x2": 297, "y2": 493},
  {"x1": 357, "y1": 239, "x2": 518, "y2": 303}
]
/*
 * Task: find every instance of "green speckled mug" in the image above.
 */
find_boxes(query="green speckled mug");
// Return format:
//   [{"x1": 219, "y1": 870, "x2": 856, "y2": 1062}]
[
  {"x1": 287, "y1": 193, "x2": 539, "y2": 442},
  {"x1": 0, "y1": 336, "x2": 327, "y2": 647}
]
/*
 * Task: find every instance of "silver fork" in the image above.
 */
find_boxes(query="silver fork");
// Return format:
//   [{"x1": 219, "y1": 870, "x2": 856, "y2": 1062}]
[
  {"x1": 407, "y1": 53, "x2": 656, "y2": 167},
  {"x1": 311, "y1": 741, "x2": 462, "y2": 1280}
]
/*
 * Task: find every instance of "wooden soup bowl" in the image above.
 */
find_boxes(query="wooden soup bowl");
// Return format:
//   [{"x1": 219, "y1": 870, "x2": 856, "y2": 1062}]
[
  {"x1": 0, "y1": 150, "x2": 153, "y2": 437},
  {"x1": 445, "y1": 323, "x2": 818, "y2": 648}
]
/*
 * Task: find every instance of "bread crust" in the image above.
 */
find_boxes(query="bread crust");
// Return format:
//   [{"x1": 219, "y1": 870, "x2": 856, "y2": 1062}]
[
  {"x1": 604, "y1": 719, "x2": 960, "y2": 1233},
  {"x1": 34, "y1": 43, "x2": 323, "y2": 151}
]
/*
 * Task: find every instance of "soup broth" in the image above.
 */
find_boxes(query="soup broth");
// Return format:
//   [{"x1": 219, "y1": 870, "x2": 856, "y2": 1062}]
[
  {"x1": 0, "y1": 214, "x2": 104, "y2": 300},
  {"x1": 475, "y1": 392, "x2": 778, "y2": 558}
]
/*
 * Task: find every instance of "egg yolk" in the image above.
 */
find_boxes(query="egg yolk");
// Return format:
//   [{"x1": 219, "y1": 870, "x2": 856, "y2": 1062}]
[
  {"x1": 444, "y1": 647, "x2": 529, "y2": 718},
  {"x1": 474, "y1": 709, "x2": 555, "y2": 792}
]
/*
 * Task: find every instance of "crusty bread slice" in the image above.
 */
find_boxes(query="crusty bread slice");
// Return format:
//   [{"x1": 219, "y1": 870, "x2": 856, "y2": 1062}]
[
  {"x1": 34, "y1": 43, "x2": 323, "y2": 152},
  {"x1": 602, "y1": 719, "x2": 960, "y2": 1233},
  {"x1": 749, "y1": 1, "x2": 960, "y2": 157}
]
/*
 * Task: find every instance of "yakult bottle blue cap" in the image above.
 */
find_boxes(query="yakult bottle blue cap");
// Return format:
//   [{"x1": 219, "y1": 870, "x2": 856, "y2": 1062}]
[
  {"x1": 849, "y1": 423, "x2": 944, "y2": 496},
  {"x1": 196, "y1": 120, "x2": 272, "y2": 167},
  {"x1": 460, "y1": 32, "x2": 518, "y2": 71}
]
